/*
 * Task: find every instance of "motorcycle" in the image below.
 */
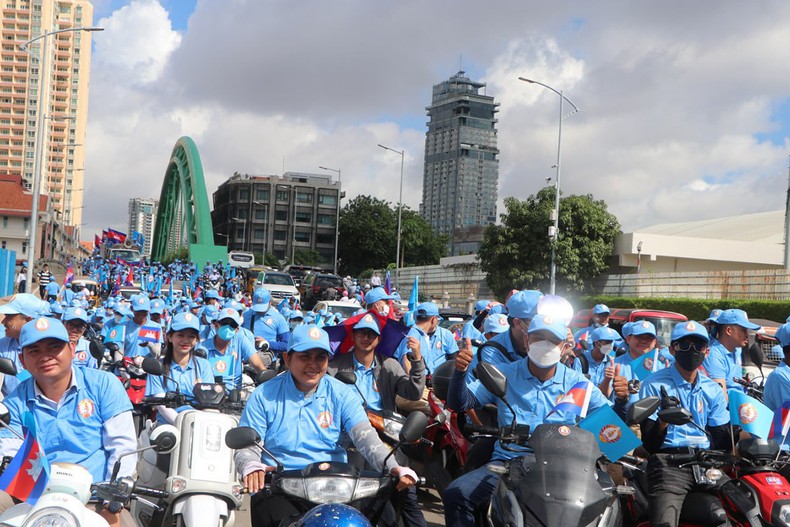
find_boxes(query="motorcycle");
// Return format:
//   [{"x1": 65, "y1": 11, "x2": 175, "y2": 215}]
[
  {"x1": 224, "y1": 411, "x2": 428, "y2": 526},
  {"x1": 131, "y1": 356, "x2": 245, "y2": 527}
]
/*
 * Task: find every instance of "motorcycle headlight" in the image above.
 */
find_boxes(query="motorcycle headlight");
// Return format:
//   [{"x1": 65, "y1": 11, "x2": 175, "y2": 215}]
[
  {"x1": 383, "y1": 420, "x2": 403, "y2": 442},
  {"x1": 778, "y1": 504, "x2": 790, "y2": 526},
  {"x1": 23, "y1": 508, "x2": 79, "y2": 527},
  {"x1": 279, "y1": 477, "x2": 384, "y2": 504}
]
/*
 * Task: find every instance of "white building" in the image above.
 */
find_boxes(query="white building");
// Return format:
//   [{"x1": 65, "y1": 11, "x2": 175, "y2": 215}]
[{"x1": 128, "y1": 197, "x2": 158, "y2": 257}]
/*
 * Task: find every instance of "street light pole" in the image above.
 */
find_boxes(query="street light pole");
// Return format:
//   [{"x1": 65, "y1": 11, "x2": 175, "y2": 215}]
[
  {"x1": 318, "y1": 165, "x2": 341, "y2": 274},
  {"x1": 378, "y1": 144, "x2": 405, "y2": 283},
  {"x1": 22, "y1": 26, "x2": 103, "y2": 290},
  {"x1": 518, "y1": 77, "x2": 579, "y2": 295}
]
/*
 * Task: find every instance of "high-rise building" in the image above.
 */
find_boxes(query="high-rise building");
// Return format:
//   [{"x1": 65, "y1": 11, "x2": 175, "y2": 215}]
[
  {"x1": 128, "y1": 197, "x2": 158, "y2": 257},
  {"x1": 0, "y1": 0, "x2": 95, "y2": 227},
  {"x1": 421, "y1": 71, "x2": 499, "y2": 255},
  {"x1": 212, "y1": 172, "x2": 341, "y2": 268}
]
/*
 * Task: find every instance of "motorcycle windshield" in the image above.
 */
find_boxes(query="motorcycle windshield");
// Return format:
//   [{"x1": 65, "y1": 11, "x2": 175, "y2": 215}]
[{"x1": 514, "y1": 424, "x2": 611, "y2": 525}]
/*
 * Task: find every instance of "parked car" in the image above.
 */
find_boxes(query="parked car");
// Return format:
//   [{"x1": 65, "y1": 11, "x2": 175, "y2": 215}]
[
  {"x1": 744, "y1": 318, "x2": 782, "y2": 379},
  {"x1": 312, "y1": 300, "x2": 362, "y2": 320},
  {"x1": 299, "y1": 273, "x2": 345, "y2": 309},
  {"x1": 255, "y1": 270, "x2": 300, "y2": 304},
  {"x1": 284, "y1": 264, "x2": 325, "y2": 287},
  {"x1": 438, "y1": 308, "x2": 472, "y2": 337},
  {"x1": 571, "y1": 307, "x2": 688, "y2": 348}
]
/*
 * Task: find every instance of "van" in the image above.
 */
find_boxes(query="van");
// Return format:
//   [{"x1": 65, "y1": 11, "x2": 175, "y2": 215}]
[{"x1": 571, "y1": 308, "x2": 688, "y2": 348}]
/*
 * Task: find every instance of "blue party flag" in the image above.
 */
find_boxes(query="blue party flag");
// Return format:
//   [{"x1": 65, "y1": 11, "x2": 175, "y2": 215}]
[
  {"x1": 579, "y1": 405, "x2": 641, "y2": 461},
  {"x1": 729, "y1": 389, "x2": 773, "y2": 439},
  {"x1": 631, "y1": 349, "x2": 660, "y2": 381}
]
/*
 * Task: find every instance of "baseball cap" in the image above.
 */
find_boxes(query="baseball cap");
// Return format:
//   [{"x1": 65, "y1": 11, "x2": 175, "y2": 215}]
[
  {"x1": 149, "y1": 299, "x2": 165, "y2": 315},
  {"x1": 483, "y1": 314, "x2": 509, "y2": 335},
  {"x1": 505, "y1": 290, "x2": 543, "y2": 319},
  {"x1": 621, "y1": 322, "x2": 633, "y2": 338},
  {"x1": 20, "y1": 317, "x2": 70, "y2": 348},
  {"x1": 216, "y1": 307, "x2": 242, "y2": 326},
  {"x1": 131, "y1": 295, "x2": 151, "y2": 312},
  {"x1": 0, "y1": 294, "x2": 46, "y2": 318},
  {"x1": 252, "y1": 288, "x2": 272, "y2": 313},
  {"x1": 489, "y1": 304, "x2": 507, "y2": 315},
  {"x1": 775, "y1": 323, "x2": 790, "y2": 347},
  {"x1": 205, "y1": 290, "x2": 221, "y2": 300},
  {"x1": 671, "y1": 320, "x2": 710, "y2": 343},
  {"x1": 527, "y1": 314, "x2": 567, "y2": 342},
  {"x1": 288, "y1": 324, "x2": 332, "y2": 354},
  {"x1": 630, "y1": 320, "x2": 657, "y2": 338},
  {"x1": 715, "y1": 309, "x2": 761, "y2": 331},
  {"x1": 63, "y1": 307, "x2": 89, "y2": 323},
  {"x1": 414, "y1": 302, "x2": 441, "y2": 319},
  {"x1": 353, "y1": 313, "x2": 381, "y2": 335},
  {"x1": 592, "y1": 304, "x2": 611, "y2": 315},
  {"x1": 202, "y1": 304, "x2": 219, "y2": 322},
  {"x1": 707, "y1": 309, "x2": 723, "y2": 323},
  {"x1": 474, "y1": 300, "x2": 490, "y2": 314},
  {"x1": 591, "y1": 326, "x2": 620, "y2": 343},
  {"x1": 365, "y1": 287, "x2": 394, "y2": 305},
  {"x1": 170, "y1": 312, "x2": 200, "y2": 332},
  {"x1": 49, "y1": 303, "x2": 65, "y2": 316},
  {"x1": 289, "y1": 310, "x2": 304, "y2": 321}
]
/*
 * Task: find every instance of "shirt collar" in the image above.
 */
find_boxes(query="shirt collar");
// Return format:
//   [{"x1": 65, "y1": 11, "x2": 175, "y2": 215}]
[
  {"x1": 31, "y1": 366, "x2": 80, "y2": 400},
  {"x1": 668, "y1": 363, "x2": 698, "y2": 388}
]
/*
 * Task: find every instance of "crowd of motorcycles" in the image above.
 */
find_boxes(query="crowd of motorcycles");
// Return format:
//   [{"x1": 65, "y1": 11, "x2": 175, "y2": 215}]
[{"x1": 1, "y1": 321, "x2": 790, "y2": 527}]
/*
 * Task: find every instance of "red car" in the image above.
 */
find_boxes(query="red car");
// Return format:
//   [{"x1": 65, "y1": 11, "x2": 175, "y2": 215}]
[{"x1": 571, "y1": 308, "x2": 688, "y2": 348}]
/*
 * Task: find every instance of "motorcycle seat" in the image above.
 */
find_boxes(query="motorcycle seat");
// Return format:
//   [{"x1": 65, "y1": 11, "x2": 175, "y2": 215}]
[{"x1": 679, "y1": 491, "x2": 728, "y2": 525}]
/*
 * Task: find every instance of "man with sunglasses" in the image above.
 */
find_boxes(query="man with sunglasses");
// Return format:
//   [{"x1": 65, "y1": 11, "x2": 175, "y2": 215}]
[
  {"x1": 638, "y1": 321, "x2": 731, "y2": 527},
  {"x1": 63, "y1": 306, "x2": 98, "y2": 368},
  {"x1": 702, "y1": 308, "x2": 760, "y2": 394}
]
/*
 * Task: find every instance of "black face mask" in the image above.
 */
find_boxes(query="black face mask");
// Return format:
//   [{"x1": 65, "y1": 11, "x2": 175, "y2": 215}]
[{"x1": 675, "y1": 349, "x2": 706, "y2": 371}]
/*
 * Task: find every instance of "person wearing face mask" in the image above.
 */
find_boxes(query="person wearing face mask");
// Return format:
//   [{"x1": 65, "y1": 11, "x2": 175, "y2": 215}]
[
  {"x1": 204, "y1": 307, "x2": 266, "y2": 389},
  {"x1": 364, "y1": 286, "x2": 396, "y2": 318},
  {"x1": 442, "y1": 314, "x2": 623, "y2": 526},
  {"x1": 591, "y1": 326, "x2": 624, "y2": 394},
  {"x1": 288, "y1": 310, "x2": 304, "y2": 331},
  {"x1": 574, "y1": 303, "x2": 611, "y2": 348},
  {"x1": 241, "y1": 288, "x2": 290, "y2": 354},
  {"x1": 702, "y1": 308, "x2": 761, "y2": 396},
  {"x1": 638, "y1": 321, "x2": 731, "y2": 527}
]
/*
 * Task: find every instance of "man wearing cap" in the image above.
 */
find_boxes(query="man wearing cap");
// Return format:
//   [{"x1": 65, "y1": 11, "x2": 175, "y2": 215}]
[
  {"x1": 586, "y1": 326, "x2": 622, "y2": 392},
  {"x1": 0, "y1": 294, "x2": 45, "y2": 395},
  {"x1": 574, "y1": 303, "x2": 611, "y2": 348},
  {"x1": 204, "y1": 307, "x2": 265, "y2": 389},
  {"x1": 122, "y1": 294, "x2": 162, "y2": 359},
  {"x1": 0, "y1": 317, "x2": 137, "y2": 527},
  {"x1": 204, "y1": 289, "x2": 222, "y2": 308},
  {"x1": 638, "y1": 321, "x2": 731, "y2": 527},
  {"x1": 242, "y1": 288, "x2": 290, "y2": 355},
  {"x1": 199, "y1": 303, "x2": 219, "y2": 341},
  {"x1": 606, "y1": 321, "x2": 666, "y2": 407},
  {"x1": 461, "y1": 300, "x2": 490, "y2": 341},
  {"x1": 703, "y1": 308, "x2": 760, "y2": 394},
  {"x1": 443, "y1": 315, "x2": 621, "y2": 526},
  {"x1": 236, "y1": 324, "x2": 418, "y2": 527},
  {"x1": 482, "y1": 313, "x2": 509, "y2": 340},
  {"x1": 395, "y1": 302, "x2": 456, "y2": 374},
  {"x1": 762, "y1": 323, "x2": 790, "y2": 411},
  {"x1": 364, "y1": 286, "x2": 396, "y2": 318},
  {"x1": 64, "y1": 306, "x2": 98, "y2": 369}
]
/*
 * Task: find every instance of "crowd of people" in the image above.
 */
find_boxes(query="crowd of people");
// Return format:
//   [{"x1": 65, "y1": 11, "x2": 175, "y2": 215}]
[{"x1": 1, "y1": 255, "x2": 790, "y2": 527}]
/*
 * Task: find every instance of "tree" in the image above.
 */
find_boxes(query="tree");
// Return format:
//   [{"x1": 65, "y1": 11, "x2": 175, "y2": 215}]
[
  {"x1": 478, "y1": 188, "x2": 621, "y2": 297},
  {"x1": 293, "y1": 249, "x2": 321, "y2": 266}
]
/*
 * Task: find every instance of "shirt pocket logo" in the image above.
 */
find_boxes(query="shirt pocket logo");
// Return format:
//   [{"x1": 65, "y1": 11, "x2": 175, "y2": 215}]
[
  {"x1": 78, "y1": 398, "x2": 95, "y2": 418},
  {"x1": 317, "y1": 410, "x2": 333, "y2": 429}
]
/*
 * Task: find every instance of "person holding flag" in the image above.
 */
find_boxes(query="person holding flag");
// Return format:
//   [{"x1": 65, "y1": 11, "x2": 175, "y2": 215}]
[
  {"x1": 606, "y1": 321, "x2": 666, "y2": 408},
  {"x1": 637, "y1": 320, "x2": 732, "y2": 527},
  {"x1": 442, "y1": 313, "x2": 626, "y2": 526},
  {"x1": 763, "y1": 323, "x2": 790, "y2": 412},
  {"x1": 122, "y1": 295, "x2": 162, "y2": 359}
]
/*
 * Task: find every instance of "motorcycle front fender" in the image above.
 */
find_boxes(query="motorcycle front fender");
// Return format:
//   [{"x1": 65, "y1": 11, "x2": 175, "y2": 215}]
[
  {"x1": 0, "y1": 496, "x2": 107, "y2": 527},
  {"x1": 172, "y1": 494, "x2": 231, "y2": 527}
]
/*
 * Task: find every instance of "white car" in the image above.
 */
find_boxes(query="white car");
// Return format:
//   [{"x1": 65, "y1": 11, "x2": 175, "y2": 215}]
[
  {"x1": 256, "y1": 271, "x2": 301, "y2": 304},
  {"x1": 312, "y1": 300, "x2": 363, "y2": 320}
]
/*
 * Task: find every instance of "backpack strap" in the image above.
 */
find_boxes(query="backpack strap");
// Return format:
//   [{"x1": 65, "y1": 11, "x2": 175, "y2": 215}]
[{"x1": 476, "y1": 340, "x2": 515, "y2": 364}]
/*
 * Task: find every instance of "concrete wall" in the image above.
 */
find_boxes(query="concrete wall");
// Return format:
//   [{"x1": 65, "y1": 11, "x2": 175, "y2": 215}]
[{"x1": 393, "y1": 259, "x2": 495, "y2": 310}]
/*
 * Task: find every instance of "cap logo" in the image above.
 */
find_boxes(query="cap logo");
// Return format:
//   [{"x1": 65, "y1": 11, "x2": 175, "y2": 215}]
[
  {"x1": 137, "y1": 297, "x2": 144, "y2": 304},
  {"x1": 308, "y1": 327, "x2": 322, "y2": 340},
  {"x1": 642, "y1": 321, "x2": 649, "y2": 328},
  {"x1": 543, "y1": 315, "x2": 553, "y2": 324},
  {"x1": 499, "y1": 317, "x2": 507, "y2": 326},
  {"x1": 686, "y1": 322, "x2": 696, "y2": 331},
  {"x1": 363, "y1": 314, "x2": 373, "y2": 323},
  {"x1": 184, "y1": 313, "x2": 193, "y2": 321},
  {"x1": 35, "y1": 318, "x2": 49, "y2": 331}
]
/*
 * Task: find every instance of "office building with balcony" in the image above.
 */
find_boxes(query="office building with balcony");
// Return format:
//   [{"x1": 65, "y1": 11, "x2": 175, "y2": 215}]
[
  {"x1": 0, "y1": 0, "x2": 94, "y2": 227},
  {"x1": 212, "y1": 172, "x2": 341, "y2": 268},
  {"x1": 128, "y1": 197, "x2": 157, "y2": 257},
  {"x1": 420, "y1": 71, "x2": 500, "y2": 255}
]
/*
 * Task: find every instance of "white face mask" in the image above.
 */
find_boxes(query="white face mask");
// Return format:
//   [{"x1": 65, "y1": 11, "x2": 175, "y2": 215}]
[
  {"x1": 528, "y1": 340, "x2": 562, "y2": 368},
  {"x1": 114, "y1": 314, "x2": 123, "y2": 323},
  {"x1": 600, "y1": 343, "x2": 614, "y2": 355},
  {"x1": 377, "y1": 304, "x2": 390, "y2": 317}
]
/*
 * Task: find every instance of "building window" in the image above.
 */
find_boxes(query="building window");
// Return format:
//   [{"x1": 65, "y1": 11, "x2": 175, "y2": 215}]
[
  {"x1": 255, "y1": 189, "x2": 270, "y2": 201},
  {"x1": 275, "y1": 210, "x2": 288, "y2": 222},
  {"x1": 238, "y1": 188, "x2": 249, "y2": 200},
  {"x1": 1, "y1": 240, "x2": 5, "y2": 249},
  {"x1": 2, "y1": 216, "x2": 6, "y2": 228},
  {"x1": 295, "y1": 211, "x2": 311, "y2": 223},
  {"x1": 236, "y1": 208, "x2": 247, "y2": 219},
  {"x1": 294, "y1": 231, "x2": 310, "y2": 243},
  {"x1": 254, "y1": 228, "x2": 265, "y2": 240},
  {"x1": 21, "y1": 242, "x2": 26, "y2": 254},
  {"x1": 274, "y1": 230, "x2": 286, "y2": 241},
  {"x1": 317, "y1": 214, "x2": 335, "y2": 226},
  {"x1": 316, "y1": 233, "x2": 334, "y2": 245},
  {"x1": 23, "y1": 218, "x2": 28, "y2": 229},
  {"x1": 276, "y1": 190, "x2": 289, "y2": 202},
  {"x1": 318, "y1": 194, "x2": 337, "y2": 206},
  {"x1": 254, "y1": 208, "x2": 267, "y2": 221},
  {"x1": 296, "y1": 191, "x2": 312, "y2": 203}
]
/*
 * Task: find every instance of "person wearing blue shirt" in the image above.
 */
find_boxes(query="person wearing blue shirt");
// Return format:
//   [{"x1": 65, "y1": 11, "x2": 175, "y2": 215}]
[
  {"x1": 199, "y1": 303, "x2": 219, "y2": 342},
  {"x1": 573, "y1": 303, "x2": 611, "y2": 347},
  {"x1": 145, "y1": 312, "x2": 215, "y2": 424},
  {"x1": 63, "y1": 306, "x2": 98, "y2": 369},
  {"x1": 638, "y1": 320, "x2": 731, "y2": 527},
  {"x1": 443, "y1": 314, "x2": 626, "y2": 526},
  {"x1": 460, "y1": 300, "x2": 490, "y2": 341},
  {"x1": 235, "y1": 324, "x2": 418, "y2": 527},
  {"x1": 702, "y1": 309, "x2": 759, "y2": 395},
  {"x1": 608, "y1": 321, "x2": 666, "y2": 408},
  {"x1": 45, "y1": 279, "x2": 60, "y2": 302},
  {"x1": 0, "y1": 317, "x2": 136, "y2": 527},
  {"x1": 242, "y1": 288, "x2": 289, "y2": 354},
  {"x1": 62, "y1": 283, "x2": 76, "y2": 305},
  {"x1": 394, "y1": 302, "x2": 456, "y2": 375},
  {"x1": 122, "y1": 294, "x2": 162, "y2": 359},
  {"x1": 586, "y1": 326, "x2": 620, "y2": 390},
  {"x1": 763, "y1": 323, "x2": 790, "y2": 411},
  {"x1": 0, "y1": 294, "x2": 45, "y2": 395},
  {"x1": 203, "y1": 307, "x2": 265, "y2": 389}
]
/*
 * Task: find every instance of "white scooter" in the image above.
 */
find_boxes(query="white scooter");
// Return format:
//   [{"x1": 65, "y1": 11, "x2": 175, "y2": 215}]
[{"x1": 131, "y1": 357, "x2": 245, "y2": 527}]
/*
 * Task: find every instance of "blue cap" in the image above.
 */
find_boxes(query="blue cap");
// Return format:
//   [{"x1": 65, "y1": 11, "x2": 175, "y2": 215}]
[
  {"x1": 489, "y1": 304, "x2": 507, "y2": 315},
  {"x1": 592, "y1": 304, "x2": 611, "y2": 315},
  {"x1": 131, "y1": 294, "x2": 151, "y2": 312},
  {"x1": 707, "y1": 309, "x2": 723, "y2": 323},
  {"x1": 20, "y1": 317, "x2": 70, "y2": 348},
  {"x1": 365, "y1": 287, "x2": 394, "y2": 305},
  {"x1": 289, "y1": 310, "x2": 304, "y2": 321},
  {"x1": 170, "y1": 312, "x2": 200, "y2": 332},
  {"x1": 414, "y1": 302, "x2": 441, "y2": 319},
  {"x1": 205, "y1": 290, "x2": 221, "y2": 300},
  {"x1": 94, "y1": 310, "x2": 106, "y2": 319},
  {"x1": 630, "y1": 320, "x2": 657, "y2": 338},
  {"x1": 591, "y1": 326, "x2": 620, "y2": 343},
  {"x1": 621, "y1": 322, "x2": 633, "y2": 338},
  {"x1": 505, "y1": 290, "x2": 543, "y2": 319},
  {"x1": 216, "y1": 307, "x2": 242, "y2": 326},
  {"x1": 49, "y1": 303, "x2": 65, "y2": 316},
  {"x1": 0, "y1": 293, "x2": 46, "y2": 318},
  {"x1": 671, "y1": 320, "x2": 709, "y2": 343},
  {"x1": 252, "y1": 288, "x2": 272, "y2": 312},
  {"x1": 353, "y1": 313, "x2": 381, "y2": 335},
  {"x1": 474, "y1": 300, "x2": 490, "y2": 313},
  {"x1": 715, "y1": 309, "x2": 761, "y2": 331},
  {"x1": 202, "y1": 304, "x2": 219, "y2": 322},
  {"x1": 527, "y1": 314, "x2": 568, "y2": 342},
  {"x1": 775, "y1": 323, "x2": 790, "y2": 347},
  {"x1": 150, "y1": 299, "x2": 165, "y2": 315},
  {"x1": 63, "y1": 307, "x2": 89, "y2": 323},
  {"x1": 769, "y1": 344, "x2": 786, "y2": 361},
  {"x1": 288, "y1": 324, "x2": 332, "y2": 354},
  {"x1": 483, "y1": 314, "x2": 509, "y2": 335}
]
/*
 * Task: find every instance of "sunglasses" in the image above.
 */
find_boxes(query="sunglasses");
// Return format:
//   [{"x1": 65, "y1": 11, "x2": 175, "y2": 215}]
[{"x1": 675, "y1": 340, "x2": 707, "y2": 353}]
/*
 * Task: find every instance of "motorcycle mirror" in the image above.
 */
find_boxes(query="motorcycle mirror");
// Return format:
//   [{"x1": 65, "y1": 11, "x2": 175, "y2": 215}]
[
  {"x1": 257, "y1": 369, "x2": 277, "y2": 385},
  {"x1": 578, "y1": 339, "x2": 590, "y2": 351},
  {"x1": 106, "y1": 342, "x2": 120, "y2": 353},
  {"x1": 475, "y1": 362, "x2": 508, "y2": 400},
  {"x1": 399, "y1": 411, "x2": 428, "y2": 444},
  {"x1": 748, "y1": 343, "x2": 764, "y2": 369},
  {"x1": 433, "y1": 411, "x2": 448, "y2": 426},
  {"x1": 658, "y1": 406, "x2": 694, "y2": 426},
  {"x1": 225, "y1": 426, "x2": 261, "y2": 450},
  {"x1": 149, "y1": 424, "x2": 179, "y2": 453},
  {"x1": 0, "y1": 402, "x2": 10, "y2": 425},
  {"x1": 89, "y1": 338, "x2": 104, "y2": 362},
  {"x1": 334, "y1": 371, "x2": 358, "y2": 386},
  {"x1": 193, "y1": 346, "x2": 207, "y2": 359},
  {"x1": 90, "y1": 322, "x2": 103, "y2": 333},
  {"x1": 0, "y1": 358, "x2": 17, "y2": 376},
  {"x1": 141, "y1": 356, "x2": 164, "y2": 376},
  {"x1": 627, "y1": 396, "x2": 661, "y2": 425}
]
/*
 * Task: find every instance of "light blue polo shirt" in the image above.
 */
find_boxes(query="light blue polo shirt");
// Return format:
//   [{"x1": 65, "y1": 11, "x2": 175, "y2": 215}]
[
  {"x1": 202, "y1": 333, "x2": 256, "y2": 389},
  {"x1": 393, "y1": 326, "x2": 430, "y2": 369},
  {"x1": 242, "y1": 308, "x2": 290, "y2": 353},
  {"x1": 467, "y1": 360, "x2": 610, "y2": 461},
  {"x1": 460, "y1": 319, "x2": 483, "y2": 341},
  {"x1": 425, "y1": 326, "x2": 459, "y2": 372},
  {"x1": 146, "y1": 356, "x2": 215, "y2": 399},
  {"x1": 764, "y1": 362, "x2": 790, "y2": 411},
  {"x1": 0, "y1": 337, "x2": 26, "y2": 396},
  {"x1": 702, "y1": 338, "x2": 742, "y2": 391},
  {"x1": 639, "y1": 365, "x2": 729, "y2": 449},
  {"x1": 352, "y1": 355, "x2": 382, "y2": 411},
  {"x1": 0, "y1": 367, "x2": 132, "y2": 483},
  {"x1": 238, "y1": 372, "x2": 367, "y2": 470},
  {"x1": 73, "y1": 338, "x2": 98, "y2": 369}
]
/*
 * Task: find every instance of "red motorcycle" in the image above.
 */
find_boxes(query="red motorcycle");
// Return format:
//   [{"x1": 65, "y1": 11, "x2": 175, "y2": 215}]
[{"x1": 115, "y1": 355, "x2": 148, "y2": 435}]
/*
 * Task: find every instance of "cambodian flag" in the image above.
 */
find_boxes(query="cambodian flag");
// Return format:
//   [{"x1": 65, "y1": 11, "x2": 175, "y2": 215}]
[
  {"x1": 94, "y1": 234, "x2": 102, "y2": 248},
  {"x1": 769, "y1": 401, "x2": 790, "y2": 443},
  {"x1": 0, "y1": 412, "x2": 50, "y2": 504},
  {"x1": 124, "y1": 267, "x2": 134, "y2": 286},
  {"x1": 547, "y1": 381, "x2": 593, "y2": 418},
  {"x1": 384, "y1": 271, "x2": 391, "y2": 294},
  {"x1": 192, "y1": 286, "x2": 202, "y2": 300},
  {"x1": 107, "y1": 228, "x2": 127, "y2": 244},
  {"x1": 138, "y1": 324, "x2": 162, "y2": 344},
  {"x1": 64, "y1": 262, "x2": 74, "y2": 285},
  {"x1": 325, "y1": 310, "x2": 410, "y2": 357}
]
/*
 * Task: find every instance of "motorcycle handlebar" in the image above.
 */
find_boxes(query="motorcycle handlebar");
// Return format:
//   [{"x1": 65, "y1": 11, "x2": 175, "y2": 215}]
[
  {"x1": 134, "y1": 484, "x2": 169, "y2": 500},
  {"x1": 468, "y1": 424, "x2": 501, "y2": 436}
]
